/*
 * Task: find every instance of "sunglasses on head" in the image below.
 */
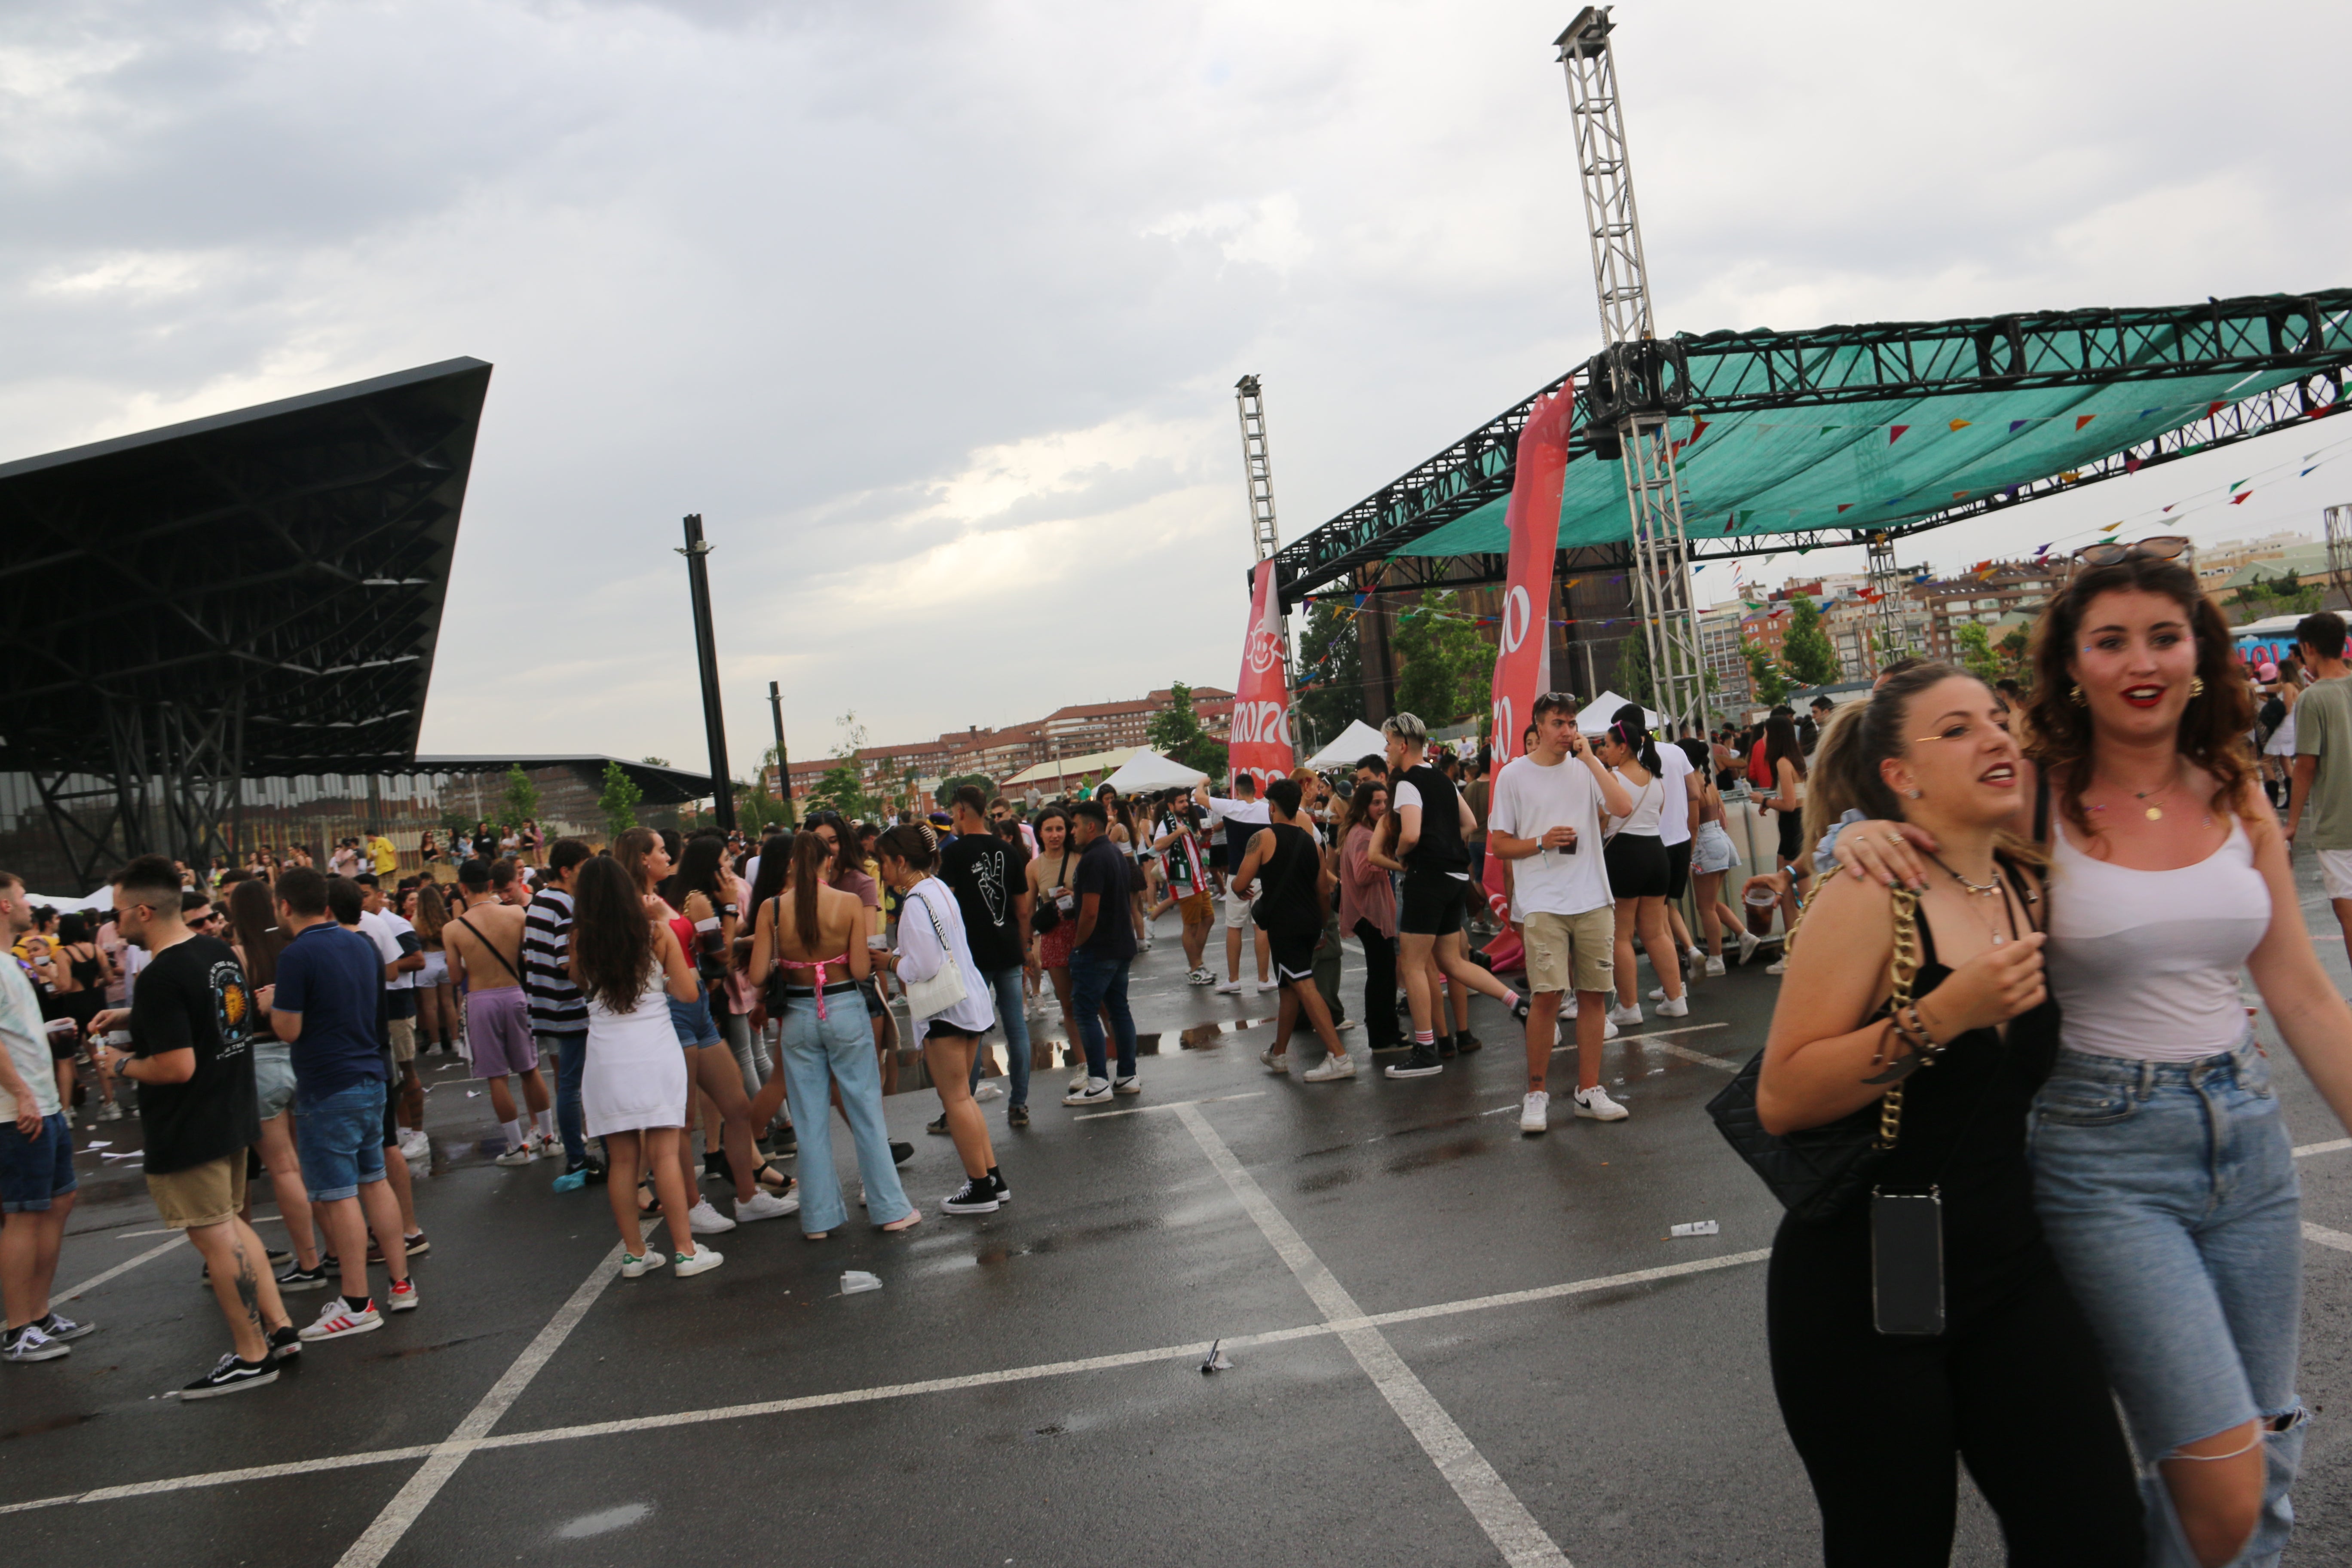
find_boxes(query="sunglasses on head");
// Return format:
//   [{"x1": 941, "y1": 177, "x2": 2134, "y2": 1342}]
[{"x1": 2071, "y1": 534, "x2": 2188, "y2": 567}]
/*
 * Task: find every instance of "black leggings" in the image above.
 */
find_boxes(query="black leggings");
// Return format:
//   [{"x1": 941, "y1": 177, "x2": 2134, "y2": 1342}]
[
  {"x1": 1353, "y1": 920, "x2": 1400, "y2": 1048},
  {"x1": 1767, "y1": 1230, "x2": 2143, "y2": 1566}
]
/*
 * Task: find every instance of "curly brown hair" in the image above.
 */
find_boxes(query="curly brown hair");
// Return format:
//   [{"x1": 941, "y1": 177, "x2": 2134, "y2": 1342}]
[{"x1": 2022, "y1": 554, "x2": 2256, "y2": 843}]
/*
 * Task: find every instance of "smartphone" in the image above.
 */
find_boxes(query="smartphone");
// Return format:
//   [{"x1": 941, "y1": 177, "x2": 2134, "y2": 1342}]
[{"x1": 1870, "y1": 1189, "x2": 1945, "y2": 1337}]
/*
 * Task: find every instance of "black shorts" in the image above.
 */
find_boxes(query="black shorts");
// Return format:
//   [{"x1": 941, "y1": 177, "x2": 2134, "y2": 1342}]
[
  {"x1": 859, "y1": 977, "x2": 886, "y2": 1019},
  {"x1": 1776, "y1": 810, "x2": 1806, "y2": 865},
  {"x1": 1665, "y1": 839, "x2": 1693, "y2": 901},
  {"x1": 1397, "y1": 869, "x2": 1467, "y2": 937},
  {"x1": 1603, "y1": 833, "x2": 1670, "y2": 900},
  {"x1": 1265, "y1": 925, "x2": 1319, "y2": 983}
]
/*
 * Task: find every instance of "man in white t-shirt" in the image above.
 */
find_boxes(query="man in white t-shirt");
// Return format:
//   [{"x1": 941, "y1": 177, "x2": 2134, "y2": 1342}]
[
  {"x1": 355, "y1": 876, "x2": 428, "y2": 1161},
  {"x1": 1489, "y1": 695, "x2": 1635, "y2": 1132},
  {"x1": 1196, "y1": 777, "x2": 1275, "y2": 995}
]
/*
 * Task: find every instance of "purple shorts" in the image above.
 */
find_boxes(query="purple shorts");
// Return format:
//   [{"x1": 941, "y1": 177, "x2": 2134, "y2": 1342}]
[{"x1": 466, "y1": 987, "x2": 539, "y2": 1080}]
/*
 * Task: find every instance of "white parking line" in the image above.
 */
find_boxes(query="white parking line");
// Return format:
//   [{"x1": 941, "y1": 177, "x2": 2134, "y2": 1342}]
[
  {"x1": 53, "y1": 1235, "x2": 185, "y2": 1305},
  {"x1": 2305, "y1": 1222, "x2": 2352, "y2": 1254},
  {"x1": 2296, "y1": 1137, "x2": 2352, "y2": 1159},
  {"x1": 1071, "y1": 1090, "x2": 1269, "y2": 1121},
  {"x1": 1175, "y1": 1100, "x2": 1573, "y2": 1568}
]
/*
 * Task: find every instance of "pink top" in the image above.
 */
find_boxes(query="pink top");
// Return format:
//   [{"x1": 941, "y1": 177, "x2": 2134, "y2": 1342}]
[{"x1": 1340, "y1": 825, "x2": 1396, "y2": 939}]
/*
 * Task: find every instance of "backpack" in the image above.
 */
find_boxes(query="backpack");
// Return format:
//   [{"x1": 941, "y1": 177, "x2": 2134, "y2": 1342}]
[{"x1": 2259, "y1": 692, "x2": 2287, "y2": 738}]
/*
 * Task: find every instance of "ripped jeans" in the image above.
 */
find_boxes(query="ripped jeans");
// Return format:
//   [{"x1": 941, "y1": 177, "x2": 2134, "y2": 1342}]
[{"x1": 2029, "y1": 1036, "x2": 2306, "y2": 1567}]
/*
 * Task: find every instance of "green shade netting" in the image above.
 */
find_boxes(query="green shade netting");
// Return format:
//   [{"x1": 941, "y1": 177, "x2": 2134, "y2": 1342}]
[{"x1": 1393, "y1": 368, "x2": 2313, "y2": 558}]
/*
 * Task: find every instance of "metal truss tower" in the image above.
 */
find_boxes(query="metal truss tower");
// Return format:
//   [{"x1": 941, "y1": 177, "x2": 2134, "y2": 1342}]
[
  {"x1": 2327, "y1": 504, "x2": 2352, "y2": 611},
  {"x1": 1235, "y1": 374, "x2": 1302, "y2": 711},
  {"x1": 1863, "y1": 533, "x2": 1914, "y2": 669},
  {"x1": 1558, "y1": 6, "x2": 1708, "y2": 729}
]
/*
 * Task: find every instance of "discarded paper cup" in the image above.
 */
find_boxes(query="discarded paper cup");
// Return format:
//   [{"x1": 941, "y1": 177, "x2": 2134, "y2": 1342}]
[
  {"x1": 841, "y1": 1270, "x2": 882, "y2": 1295},
  {"x1": 1669, "y1": 1220, "x2": 1720, "y2": 1238}
]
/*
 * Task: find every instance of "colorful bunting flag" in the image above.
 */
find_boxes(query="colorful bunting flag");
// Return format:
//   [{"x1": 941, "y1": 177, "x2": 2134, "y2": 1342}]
[
  {"x1": 2009, "y1": 420, "x2": 2030, "y2": 433},
  {"x1": 2076, "y1": 415, "x2": 2096, "y2": 431},
  {"x1": 1835, "y1": 503, "x2": 1853, "y2": 513},
  {"x1": 1949, "y1": 419, "x2": 1972, "y2": 431},
  {"x1": 2231, "y1": 491, "x2": 2253, "y2": 505},
  {"x1": 1890, "y1": 425, "x2": 1911, "y2": 444}
]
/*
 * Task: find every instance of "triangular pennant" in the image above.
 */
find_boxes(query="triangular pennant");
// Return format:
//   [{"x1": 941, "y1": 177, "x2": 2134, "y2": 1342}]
[
  {"x1": 1889, "y1": 425, "x2": 1911, "y2": 444},
  {"x1": 2207, "y1": 401, "x2": 2227, "y2": 418},
  {"x1": 2232, "y1": 491, "x2": 2253, "y2": 505},
  {"x1": 2009, "y1": 420, "x2": 2030, "y2": 432},
  {"x1": 2075, "y1": 414, "x2": 2096, "y2": 430},
  {"x1": 1835, "y1": 503, "x2": 1853, "y2": 513},
  {"x1": 1948, "y1": 419, "x2": 1972, "y2": 431},
  {"x1": 2229, "y1": 478, "x2": 2250, "y2": 492},
  {"x1": 2101, "y1": 521, "x2": 2123, "y2": 533},
  {"x1": 2125, "y1": 455, "x2": 2143, "y2": 473}
]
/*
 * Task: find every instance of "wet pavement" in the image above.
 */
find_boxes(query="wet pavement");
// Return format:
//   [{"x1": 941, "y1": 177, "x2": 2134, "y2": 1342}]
[{"x1": 8, "y1": 874, "x2": 2352, "y2": 1567}]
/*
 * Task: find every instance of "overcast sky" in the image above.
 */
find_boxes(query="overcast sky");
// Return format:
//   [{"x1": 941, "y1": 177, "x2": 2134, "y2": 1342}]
[{"x1": 7, "y1": 0, "x2": 2350, "y2": 777}]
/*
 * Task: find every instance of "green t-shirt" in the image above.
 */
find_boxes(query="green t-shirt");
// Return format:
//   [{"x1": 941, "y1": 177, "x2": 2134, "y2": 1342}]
[{"x1": 2295, "y1": 674, "x2": 2352, "y2": 850}]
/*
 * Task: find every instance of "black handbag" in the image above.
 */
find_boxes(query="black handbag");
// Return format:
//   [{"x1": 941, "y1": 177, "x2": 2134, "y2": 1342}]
[
  {"x1": 1031, "y1": 850, "x2": 1072, "y2": 936},
  {"x1": 1705, "y1": 882, "x2": 1925, "y2": 1225}
]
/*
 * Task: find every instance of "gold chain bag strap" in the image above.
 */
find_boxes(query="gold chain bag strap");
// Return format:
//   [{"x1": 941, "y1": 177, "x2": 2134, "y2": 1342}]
[{"x1": 1704, "y1": 877, "x2": 1934, "y2": 1223}]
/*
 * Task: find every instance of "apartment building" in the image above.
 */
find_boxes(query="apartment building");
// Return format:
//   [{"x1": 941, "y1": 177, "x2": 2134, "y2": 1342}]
[{"x1": 1911, "y1": 560, "x2": 2066, "y2": 662}]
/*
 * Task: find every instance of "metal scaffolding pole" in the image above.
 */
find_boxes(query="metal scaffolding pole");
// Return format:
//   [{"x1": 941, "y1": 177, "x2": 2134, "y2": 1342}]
[
  {"x1": 1558, "y1": 6, "x2": 1706, "y2": 731},
  {"x1": 677, "y1": 514, "x2": 737, "y2": 833},
  {"x1": 1235, "y1": 374, "x2": 1301, "y2": 738},
  {"x1": 767, "y1": 680, "x2": 796, "y2": 827}
]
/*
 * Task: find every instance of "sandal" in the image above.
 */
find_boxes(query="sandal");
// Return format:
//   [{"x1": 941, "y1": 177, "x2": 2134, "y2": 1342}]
[{"x1": 754, "y1": 1161, "x2": 792, "y2": 1195}]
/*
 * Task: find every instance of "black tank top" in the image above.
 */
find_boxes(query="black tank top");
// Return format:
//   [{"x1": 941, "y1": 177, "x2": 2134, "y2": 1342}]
[
  {"x1": 1774, "y1": 857, "x2": 2061, "y2": 1315},
  {"x1": 1399, "y1": 763, "x2": 1467, "y2": 875},
  {"x1": 1250, "y1": 824, "x2": 1323, "y2": 938}
]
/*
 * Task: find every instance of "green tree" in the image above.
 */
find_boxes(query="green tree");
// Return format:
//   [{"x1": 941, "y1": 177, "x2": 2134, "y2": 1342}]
[
  {"x1": 640, "y1": 756, "x2": 672, "y2": 768},
  {"x1": 1146, "y1": 680, "x2": 1231, "y2": 778},
  {"x1": 598, "y1": 760, "x2": 643, "y2": 839},
  {"x1": 805, "y1": 760, "x2": 876, "y2": 821},
  {"x1": 500, "y1": 764, "x2": 541, "y2": 828},
  {"x1": 1295, "y1": 601, "x2": 1366, "y2": 747},
  {"x1": 1390, "y1": 591, "x2": 1492, "y2": 727},
  {"x1": 1742, "y1": 637, "x2": 1790, "y2": 706},
  {"x1": 757, "y1": 743, "x2": 798, "y2": 827},
  {"x1": 1780, "y1": 595, "x2": 1841, "y2": 687},
  {"x1": 934, "y1": 772, "x2": 995, "y2": 809}
]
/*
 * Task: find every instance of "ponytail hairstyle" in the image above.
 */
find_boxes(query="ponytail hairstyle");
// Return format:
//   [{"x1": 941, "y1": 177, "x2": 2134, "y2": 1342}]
[
  {"x1": 1607, "y1": 708, "x2": 1661, "y2": 775},
  {"x1": 2022, "y1": 553, "x2": 2257, "y2": 842},
  {"x1": 875, "y1": 823, "x2": 937, "y2": 878},
  {"x1": 790, "y1": 827, "x2": 831, "y2": 945},
  {"x1": 1800, "y1": 662, "x2": 2027, "y2": 857},
  {"x1": 612, "y1": 826, "x2": 661, "y2": 891}
]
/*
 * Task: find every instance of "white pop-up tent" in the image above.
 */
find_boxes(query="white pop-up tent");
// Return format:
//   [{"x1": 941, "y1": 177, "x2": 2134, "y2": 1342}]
[
  {"x1": 1305, "y1": 719, "x2": 1387, "y2": 771},
  {"x1": 1099, "y1": 749, "x2": 1208, "y2": 794},
  {"x1": 1574, "y1": 690, "x2": 1663, "y2": 735}
]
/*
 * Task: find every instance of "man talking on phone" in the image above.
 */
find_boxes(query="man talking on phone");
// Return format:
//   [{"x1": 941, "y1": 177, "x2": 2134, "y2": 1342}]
[{"x1": 1485, "y1": 693, "x2": 1632, "y2": 1133}]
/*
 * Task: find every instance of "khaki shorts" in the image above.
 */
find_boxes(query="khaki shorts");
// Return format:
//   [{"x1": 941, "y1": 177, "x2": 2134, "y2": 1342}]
[
  {"x1": 2320, "y1": 848, "x2": 2352, "y2": 902},
  {"x1": 146, "y1": 1153, "x2": 248, "y2": 1231},
  {"x1": 1177, "y1": 889, "x2": 1213, "y2": 924},
  {"x1": 1522, "y1": 907, "x2": 1616, "y2": 996},
  {"x1": 388, "y1": 1017, "x2": 417, "y2": 1065}
]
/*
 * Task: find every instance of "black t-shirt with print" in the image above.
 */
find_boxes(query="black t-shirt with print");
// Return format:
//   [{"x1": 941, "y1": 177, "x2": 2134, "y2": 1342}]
[
  {"x1": 940, "y1": 833, "x2": 1027, "y2": 973},
  {"x1": 128, "y1": 934, "x2": 261, "y2": 1175}
]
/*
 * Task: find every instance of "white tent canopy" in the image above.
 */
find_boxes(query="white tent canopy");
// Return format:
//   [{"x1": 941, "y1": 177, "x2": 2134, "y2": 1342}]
[
  {"x1": 1575, "y1": 690, "x2": 1662, "y2": 735},
  {"x1": 1002, "y1": 747, "x2": 1138, "y2": 787},
  {"x1": 1099, "y1": 749, "x2": 1207, "y2": 794},
  {"x1": 24, "y1": 888, "x2": 111, "y2": 913},
  {"x1": 1305, "y1": 719, "x2": 1387, "y2": 771}
]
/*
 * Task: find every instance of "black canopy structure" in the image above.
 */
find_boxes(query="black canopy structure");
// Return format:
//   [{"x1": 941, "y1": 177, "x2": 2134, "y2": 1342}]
[
  {"x1": 413, "y1": 755, "x2": 717, "y2": 808},
  {"x1": 0, "y1": 358, "x2": 493, "y2": 884}
]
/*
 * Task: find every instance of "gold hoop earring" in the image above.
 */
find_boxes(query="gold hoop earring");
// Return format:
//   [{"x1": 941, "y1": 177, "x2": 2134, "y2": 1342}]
[
  {"x1": 2188, "y1": 676, "x2": 2206, "y2": 698},
  {"x1": 2069, "y1": 684, "x2": 2088, "y2": 707}
]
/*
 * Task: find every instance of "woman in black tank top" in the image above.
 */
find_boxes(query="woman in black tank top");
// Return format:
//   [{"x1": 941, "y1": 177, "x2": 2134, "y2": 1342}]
[
  {"x1": 1235, "y1": 780, "x2": 1354, "y2": 1082},
  {"x1": 1752, "y1": 665, "x2": 2140, "y2": 1565}
]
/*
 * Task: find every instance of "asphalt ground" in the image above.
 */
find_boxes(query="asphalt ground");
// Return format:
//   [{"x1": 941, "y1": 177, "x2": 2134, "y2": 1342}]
[{"x1": 6, "y1": 864, "x2": 2352, "y2": 1568}]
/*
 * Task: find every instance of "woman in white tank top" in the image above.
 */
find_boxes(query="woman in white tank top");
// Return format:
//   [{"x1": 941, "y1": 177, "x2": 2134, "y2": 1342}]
[{"x1": 1833, "y1": 555, "x2": 2352, "y2": 1568}]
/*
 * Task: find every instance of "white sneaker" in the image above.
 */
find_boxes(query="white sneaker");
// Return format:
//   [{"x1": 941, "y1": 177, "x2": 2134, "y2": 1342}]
[
  {"x1": 1519, "y1": 1090, "x2": 1550, "y2": 1133},
  {"x1": 1704, "y1": 956, "x2": 1726, "y2": 978},
  {"x1": 686, "y1": 1200, "x2": 737, "y2": 1234},
  {"x1": 1256, "y1": 978, "x2": 1280, "y2": 993},
  {"x1": 621, "y1": 1250, "x2": 667, "y2": 1278},
  {"x1": 1334, "y1": 1017, "x2": 1361, "y2": 1032},
  {"x1": 1655, "y1": 995, "x2": 1689, "y2": 1018},
  {"x1": 493, "y1": 1144, "x2": 535, "y2": 1167},
  {"x1": 735, "y1": 1189, "x2": 798, "y2": 1223},
  {"x1": 1063, "y1": 1077, "x2": 1113, "y2": 1106},
  {"x1": 1068, "y1": 1070, "x2": 1089, "y2": 1094},
  {"x1": 1260, "y1": 1047, "x2": 1289, "y2": 1075},
  {"x1": 399, "y1": 1130, "x2": 431, "y2": 1164},
  {"x1": 1765, "y1": 958, "x2": 1788, "y2": 975},
  {"x1": 298, "y1": 1298, "x2": 383, "y2": 1341},
  {"x1": 1573, "y1": 1086, "x2": 1630, "y2": 1121},
  {"x1": 1603, "y1": 1015, "x2": 1620, "y2": 1041},
  {"x1": 1737, "y1": 930, "x2": 1761, "y2": 965},
  {"x1": 1562, "y1": 995, "x2": 1579, "y2": 1019},
  {"x1": 1215, "y1": 979, "x2": 1244, "y2": 995},
  {"x1": 974, "y1": 1081, "x2": 1003, "y2": 1102},
  {"x1": 1187, "y1": 968, "x2": 1217, "y2": 986},
  {"x1": 1303, "y1": 1055, "x2": 1356, "y2": 1082},
  {"x1": 674, "y1": 1247, "x2": 725, "y2": 1277},
  {"x1": 1608, "y1": 1003, "x2": 1642, "y2": 1026},
  {"x1": 1648, "y1": 986, "x2": 1668, "y2": 1001},
  {"x1": 532, "y1": 1130, "x2": 561, "y2": 1158}
]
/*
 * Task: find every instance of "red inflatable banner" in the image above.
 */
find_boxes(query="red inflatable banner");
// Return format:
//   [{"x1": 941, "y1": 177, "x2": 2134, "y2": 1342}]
[
  {"x1": 1228, "y1": 558, "x2": 1296, "y2": 790},
  {"x1": 1482, "y1": 381, "x2": 1575, "y2": 919}
]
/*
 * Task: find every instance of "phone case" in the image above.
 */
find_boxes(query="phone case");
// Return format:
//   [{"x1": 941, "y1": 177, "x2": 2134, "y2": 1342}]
[{"x1": 1870, "y1": 1189, "x2": 1945, "y2": 1337}]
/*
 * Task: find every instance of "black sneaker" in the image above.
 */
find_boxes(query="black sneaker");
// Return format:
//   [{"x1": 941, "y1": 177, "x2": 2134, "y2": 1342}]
[
  {"x1": 1007, "y1": 1103, "x2": 1029, "y2": 1128},
  {"x1": 1510, "y1": 996, "x2": 1531, "y2": 1024},
  {"x1": 940, "y1": 1176, "x2": 1001, "y2": 1215},
  {"x1": 1436, "y1": 1036, "x2": 1458, "y2": 1059},
  {"x1": 1384, "y1": 1044, "x2": 1444, "y2": 1079},
  {"x1": 1456, "y1": 1032, "x2": 1484, "y2": 1055},
  {"x1": 403, "y1": 1231, "x2": 431, "y2": 1257},
  {"x1": 926, "y1": 1114, "x2": 951, "y2": 1136},
  {"x1": 703, "y1": 1151, "x2": 731, "y2": 1182},
  {"x1": 991, "y1": 1171, "x2": 1011, "y2": 1204},
  {"x1": 266, "y1": 1248, "x2": 294, "y2": 1269},
  {"x1": 275, "y1": 1261, "x2": 331, "y2": 1292},
  {"x1": 269, "y1": 1324, "x2": 303, "y2": 1359},
  {"x1": 770, "y1": 1127, "x2": 798, "y2": 1158},
  {"x1": 890, "y1": 1140, "x2": 914, "y2": 1166},
  {"x1": 181, "y1": 1352, "x2": 279, "y2": 1400}
]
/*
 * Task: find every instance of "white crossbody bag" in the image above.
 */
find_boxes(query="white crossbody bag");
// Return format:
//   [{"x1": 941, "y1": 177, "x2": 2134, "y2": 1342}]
[{"x1": 900, "y1": 884, "x2": 969, "y2": 1020}]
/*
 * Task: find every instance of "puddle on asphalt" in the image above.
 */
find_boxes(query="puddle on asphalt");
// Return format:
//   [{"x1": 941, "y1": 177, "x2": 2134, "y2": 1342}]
[
  {"x1": 0, "y1": 1411, "x2": 96, "y2": 1442},
  {"x1": 1384, "y1": 1136, "x2": 1492, "y2": 1176},
  {"x1": 557, "y1": 1502, "x2": 652, "y2": 1539}
]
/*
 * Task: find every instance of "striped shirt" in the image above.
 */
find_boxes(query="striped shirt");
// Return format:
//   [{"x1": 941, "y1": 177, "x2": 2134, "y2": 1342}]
[{"x1": 521, "y1": 888, "x2": 588, "y2": 1036}]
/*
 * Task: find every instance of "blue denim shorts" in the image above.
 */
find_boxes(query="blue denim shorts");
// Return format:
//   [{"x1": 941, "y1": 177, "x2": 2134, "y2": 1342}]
[
  {"x1": 297, "y1": 1079, "x2": 389, "y2": 1202},
  {"x1": 667, "y1": 991, "x2": 722, "y2": 1049},
  {"x1": 0, "y1": 1113, "x2": 76, "y2": 1213},
  {"x1": 2029, "y1": 1036, "x2": 2304, "y2": 1464}
]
